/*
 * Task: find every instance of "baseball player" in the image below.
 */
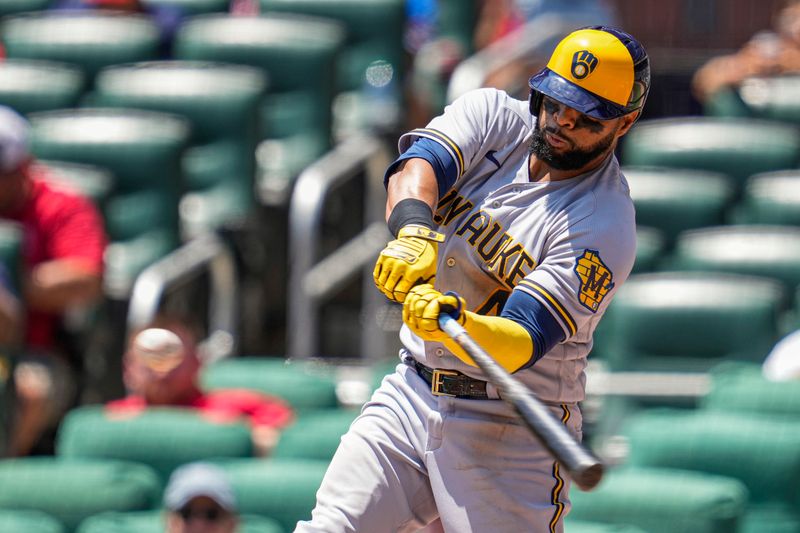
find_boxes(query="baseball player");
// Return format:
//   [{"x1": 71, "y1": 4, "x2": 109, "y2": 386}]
[{"x1": 296, "y1": 26, "x2": 649, "y2": 533}]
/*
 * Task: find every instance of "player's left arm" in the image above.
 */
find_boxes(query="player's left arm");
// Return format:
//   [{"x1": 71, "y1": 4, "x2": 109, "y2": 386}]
[{"x1": 404, "y1": 284, "x2": 565, "y2": 373}]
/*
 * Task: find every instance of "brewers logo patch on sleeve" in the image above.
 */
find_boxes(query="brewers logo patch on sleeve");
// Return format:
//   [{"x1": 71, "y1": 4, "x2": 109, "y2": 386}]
[{"x1": 574, "y1": 249, "x2": 614, "y2": 312}]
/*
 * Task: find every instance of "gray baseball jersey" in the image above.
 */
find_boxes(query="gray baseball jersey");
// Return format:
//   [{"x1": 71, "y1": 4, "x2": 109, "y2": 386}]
[
  {"x1": 399, "y1": 87, "x2": 636, "y2": 403},
  {"x1": 296, "y1": 88, "x2": 635, "y2": 533}
]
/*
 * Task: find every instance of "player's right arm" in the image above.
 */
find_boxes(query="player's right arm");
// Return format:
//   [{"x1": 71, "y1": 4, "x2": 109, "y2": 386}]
[{"x1": 373, "y1": 158, "x2": 442, "y2": 303}]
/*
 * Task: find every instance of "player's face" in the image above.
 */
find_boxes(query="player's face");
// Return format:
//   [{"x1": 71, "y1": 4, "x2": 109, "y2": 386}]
[{"x1": 530, "y1": 96, "x2": 629, "y2": 171}]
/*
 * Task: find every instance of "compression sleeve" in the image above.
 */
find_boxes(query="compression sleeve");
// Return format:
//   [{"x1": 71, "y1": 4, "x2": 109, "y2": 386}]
[
  {"x1": 500, "y1": 288, "x2": 567, "y2": 369},
  {"x1": 383, "y1": 137, "x2": 459, "y2": 198}
]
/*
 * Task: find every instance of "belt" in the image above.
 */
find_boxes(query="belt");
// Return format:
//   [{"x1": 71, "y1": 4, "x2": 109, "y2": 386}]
[{"x1": 413, "y1": 361, "x2": 493, "y2": 400}]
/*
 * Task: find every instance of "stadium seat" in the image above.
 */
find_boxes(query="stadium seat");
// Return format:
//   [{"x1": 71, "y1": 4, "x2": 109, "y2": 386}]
[
  {"x1": 733, "y1": 75, "x2": 800, "y2": 125},
  {"x1": 76, "y1": 510, "x2": 283, "y2": 533},
  {"x1": 668, "y1": 225, "x2": 800, "y2": 307},
  {"x1": 631, "y1": 226, "x2": 666, "y2": 273},
  {"x1": 622, "y1": 167, "x2": 735, "y2": 246},
  {"x1": 56, "y1": 406, "x2": 254, "y2": 486},
  {"x1": 0, "y1": 12, "x2": 161, "y2": 85},
  {"x1": 36, "y1": 160, "x2": 114, "y2": 209},
  {"x1": 272, "y1": 408, "x2": 358, "y2": 461},
  {"x1": 201, "y1": 357, "x2": 339, "y2": 411},
  {"x1": 0, "y1": 457, "x2": 160, "y2": 532},
  {"x1": 733, "y1": 170, "x2": 800, "y2": 226},
  {"x1": 29, "y1": 108, "x2": 190, "y2": 297},
  {"x1": 568, "y1": 467, "x2": 748, "y2": 533},
  {"x1": 623, "y1": 409, "x2": 800, "y2": 533},
  {"x1": 258, "y1": 0, "x2": 406, "y2": 136},
  {"x1": 173, "y1": 13, "x2": 345, "y2": 204},
  {"x1": 702, "y1": 362, "x2": 800, "y2": 418},
  {"x1": 218, "y1": 458, "x2": 328, "y2": 532},
  {"x1": 603, "y1": 272, "x2": 784, "y2": 372},
  {"x1": 93, "y1": 61, "x2": 267, "y2": 236},
  {"x1": 563, "y1": 520, "x2": 646, "y2": 533},
  {"x1": 0, "y1": 60, "x2": 84, "y2": 115},
  {"x1": 622, "y1": 117, "x2": 800, "y2": 190},
  {"x1": 0, "y1": 510, "x2": 64, "y2": 533},
  {"x1": 0, "y1": 0, "x2": 52, "y2": 16}
]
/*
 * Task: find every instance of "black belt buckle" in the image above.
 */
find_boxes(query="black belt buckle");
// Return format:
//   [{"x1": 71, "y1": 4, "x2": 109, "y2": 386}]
[{"x1": 431, "y1": 368, "x2": 459, "y2": 397}]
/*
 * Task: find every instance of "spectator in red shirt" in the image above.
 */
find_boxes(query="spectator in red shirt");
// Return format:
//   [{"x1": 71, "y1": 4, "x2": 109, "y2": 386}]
[
  {"x1": 107, "y1": 318, "x2": 294, "y2": 456},
  {"x1": 0, "y1": 106, "x2": 107, "y2": 456}
]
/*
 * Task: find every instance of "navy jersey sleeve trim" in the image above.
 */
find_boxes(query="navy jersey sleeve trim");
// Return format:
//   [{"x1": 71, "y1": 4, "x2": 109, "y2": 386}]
[
  {"x1": 383, "y1": 137, "x2": 459, "y2": 198},
  {"x1": 501, "y1": 288, "x2": 567, "y2": 369}
]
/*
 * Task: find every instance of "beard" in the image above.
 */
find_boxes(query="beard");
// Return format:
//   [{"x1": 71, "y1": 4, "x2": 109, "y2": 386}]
[{"x1": 529, "y1": 122, "x2": 617, "y2": 171}]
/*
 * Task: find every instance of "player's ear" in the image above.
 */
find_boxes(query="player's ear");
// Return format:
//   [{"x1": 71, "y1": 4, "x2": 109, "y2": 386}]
[{"x1": 616, "y1": 110, "x2": 640, "y2": 137}]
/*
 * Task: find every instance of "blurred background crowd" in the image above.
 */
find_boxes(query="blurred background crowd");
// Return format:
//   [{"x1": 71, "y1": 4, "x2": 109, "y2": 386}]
[{"x1": 0, "y1": 0, "x2": 799, "y2": 532}]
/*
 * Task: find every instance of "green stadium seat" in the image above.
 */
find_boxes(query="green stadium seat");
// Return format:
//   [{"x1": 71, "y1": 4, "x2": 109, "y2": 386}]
[
  {"x1": 29, "y1": 108, "x2": 190, "y2": 296},
  {"x1": 258, "y1": 0, "x2": 406, "y2": 136},
  {"x1": 563, "y1": 520, "x2": 647, "y2": 533},
  {"x1": 36, "y1": 160, "x2": 114, "y2": 208},
  {"x1": 0, "y1": 510, "x2": 65, "y2": 533},
  {"x1": 733, "y1": 170, "x2": 800, "y2": 226},
  {"x1": 56, "y1": 406, "x2": 254, "y2": 486},
  {"x1": 668, "y1": 225, "x2": 800, "y2": 307},
  {"x1": 604, "y1": 272, "x2": 784, "y2": 372},
  {"x1": 140, "y1": 0, "x2": 230, "y2": 15},
  {"x1": 631, "y1": 226, "x2": 666, "y2": 273},
  {"x1": 93, "y1": 61, "x2": 267, "y2": 235},
  {"x1": 623, "y1": 167, "x2": 735, "y2": 246},
  {"x1": 702, "y1": 362, "x2": 800, "y2": 418},
  {"x1": 736, "y1": 75, "x2": 800, "y2": 125},
  {"x1": 173, "y1": 14, "x2": 345, "y2": 203},
  {"x1": 0, "y1": 0, "x2": 52, "y2": 16},
  {"x1": 201, "y1": 357, "x2": 339, "y2": 411},
  {"x1": 0, "y1": 12, "x2": 161, "y2": 84},
  {"x1": 0, "y1": 60, "x2": 84, "y2": 115},
  {"x1": 569, "y1": 467, "x2": 747, "y2": 533},
  {"x1": 77, "y1": 510, "x2": 283, "y2": 533},
  {"x1": 273, "y1": 408, "x2": 358, "y2": 461},
  {"x1": 0, "y1": 457, "x2": 160, "y2": 532},
  {"x1": 622, "y1": 117, "x2": 800, "y2": 190},
  {"x1": 623, "y1": 409, "x2": 800, "y2": 532},
  {"x1": 218, "y1": 458, "x2": 328, "y2": 532}
]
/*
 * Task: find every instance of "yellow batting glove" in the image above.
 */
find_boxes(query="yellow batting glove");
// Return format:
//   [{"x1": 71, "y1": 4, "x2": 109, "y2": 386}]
[
  {"x1": 373, "y1": 225, "x2": 444, "y2": 303},
  {"x1": 403, "y1": 284, "x2": 466, "y2": 343}
]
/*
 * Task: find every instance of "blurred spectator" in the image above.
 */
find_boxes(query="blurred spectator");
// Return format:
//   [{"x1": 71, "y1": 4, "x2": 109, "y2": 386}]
[
  {"x1": 762, "y1": 328, "x2": 800, "y2": 381},
  {"x1": 0, "y1": 106, "x2": 107, "y2": 456},
  {"x1": 53, "y1": 0, "x2": 144, "y2": 11},
  {"x1": 163, "y1": 462, "x2": 240, "y2": 533},
  {"x1": 107, "y1": 320, "x2": 294, "y2": 455},
  {"x1": 692, "y1": 0, "x2": 800, "y2": 104}
]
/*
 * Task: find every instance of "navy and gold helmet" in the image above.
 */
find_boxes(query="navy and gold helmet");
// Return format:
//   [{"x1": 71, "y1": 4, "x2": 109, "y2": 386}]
[{"x1": 528, "y1": 26, "x2": 650, "y2": 120}]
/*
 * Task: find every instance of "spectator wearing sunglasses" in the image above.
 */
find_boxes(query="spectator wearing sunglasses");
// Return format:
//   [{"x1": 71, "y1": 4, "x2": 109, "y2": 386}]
[{"x1": 164, "y1": 462, "x2": 240, "y2": 533}]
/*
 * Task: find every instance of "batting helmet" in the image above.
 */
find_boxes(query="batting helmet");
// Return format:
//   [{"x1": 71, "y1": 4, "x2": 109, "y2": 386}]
[{"x1": 528, "y1": 26, "x2": 650, "y2": 120}]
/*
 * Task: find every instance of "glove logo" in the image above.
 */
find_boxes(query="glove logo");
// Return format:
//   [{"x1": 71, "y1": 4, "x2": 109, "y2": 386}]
[
  {"x1": 574, "y1": 249, "x2": 614, "y2": 312},
  {"x1": 571, "y1": 50, "x2": 598, "y2": 80}
]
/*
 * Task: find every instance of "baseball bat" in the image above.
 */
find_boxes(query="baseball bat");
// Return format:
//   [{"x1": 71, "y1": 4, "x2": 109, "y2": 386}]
[{"x1": 438, "y1": 313, "x2": 604, "y2": 491}]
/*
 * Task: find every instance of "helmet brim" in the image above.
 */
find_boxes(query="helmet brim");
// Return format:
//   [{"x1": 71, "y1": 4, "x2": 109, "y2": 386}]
[{"x1": 528, "y1": 69, "x2": 629, "y2": 120}]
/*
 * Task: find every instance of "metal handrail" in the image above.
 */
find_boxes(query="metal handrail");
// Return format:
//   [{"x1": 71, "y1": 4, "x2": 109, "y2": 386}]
[
  {"x1": 127, "y1": 231, "x2": 238, "y2": 364},
  {"x1": 287, "y1": 135, "x2": 392, "y2": 359}
]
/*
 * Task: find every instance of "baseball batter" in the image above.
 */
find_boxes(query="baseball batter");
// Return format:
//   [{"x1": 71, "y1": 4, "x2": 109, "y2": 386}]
[{"x1": 296, "y1": 26, "x2": 649, "y2": 533}]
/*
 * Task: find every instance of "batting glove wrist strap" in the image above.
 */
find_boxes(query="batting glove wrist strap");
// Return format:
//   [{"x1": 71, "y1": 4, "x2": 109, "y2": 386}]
[
  {"x1": 397, "y1": 225, "x2": 445, "y2": 243},
  {"x1": 388, "y1": 198, "x2": 435, "y2": 237}
]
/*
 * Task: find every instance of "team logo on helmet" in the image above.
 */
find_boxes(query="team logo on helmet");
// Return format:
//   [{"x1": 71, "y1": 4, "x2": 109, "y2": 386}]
[
  {"x1": 570, "y1": 50, "x2": 598, "y2": 80},
  {"x1": 574, "y1": 249, "x2": 614, "y2": 312}
]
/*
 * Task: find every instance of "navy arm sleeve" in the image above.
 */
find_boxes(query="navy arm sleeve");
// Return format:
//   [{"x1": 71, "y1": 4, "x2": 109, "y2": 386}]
[
  {"x1": 383, "y1": 137, "x2": 459, "y2": 199},
  {"x1": 501, "y1": 288, "x2": 567, "y2": 370}
]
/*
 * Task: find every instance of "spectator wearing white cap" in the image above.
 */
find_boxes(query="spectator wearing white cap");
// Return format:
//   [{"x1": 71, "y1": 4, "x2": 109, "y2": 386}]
[
  {"x1": 164, "y1": 462, "x2": 240, "y2": 533},
  {"x1": 0, "y1": 105, "x2": 108, "y2": 456}
]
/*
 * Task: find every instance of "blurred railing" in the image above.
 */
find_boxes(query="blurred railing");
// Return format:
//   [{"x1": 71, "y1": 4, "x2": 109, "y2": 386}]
[
  {"x1": 127, "y1": 232, "x2": 238, "y2": 364},
  {"x1": 287, "y1": 135, "x2": 393, "y2": 359}
]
